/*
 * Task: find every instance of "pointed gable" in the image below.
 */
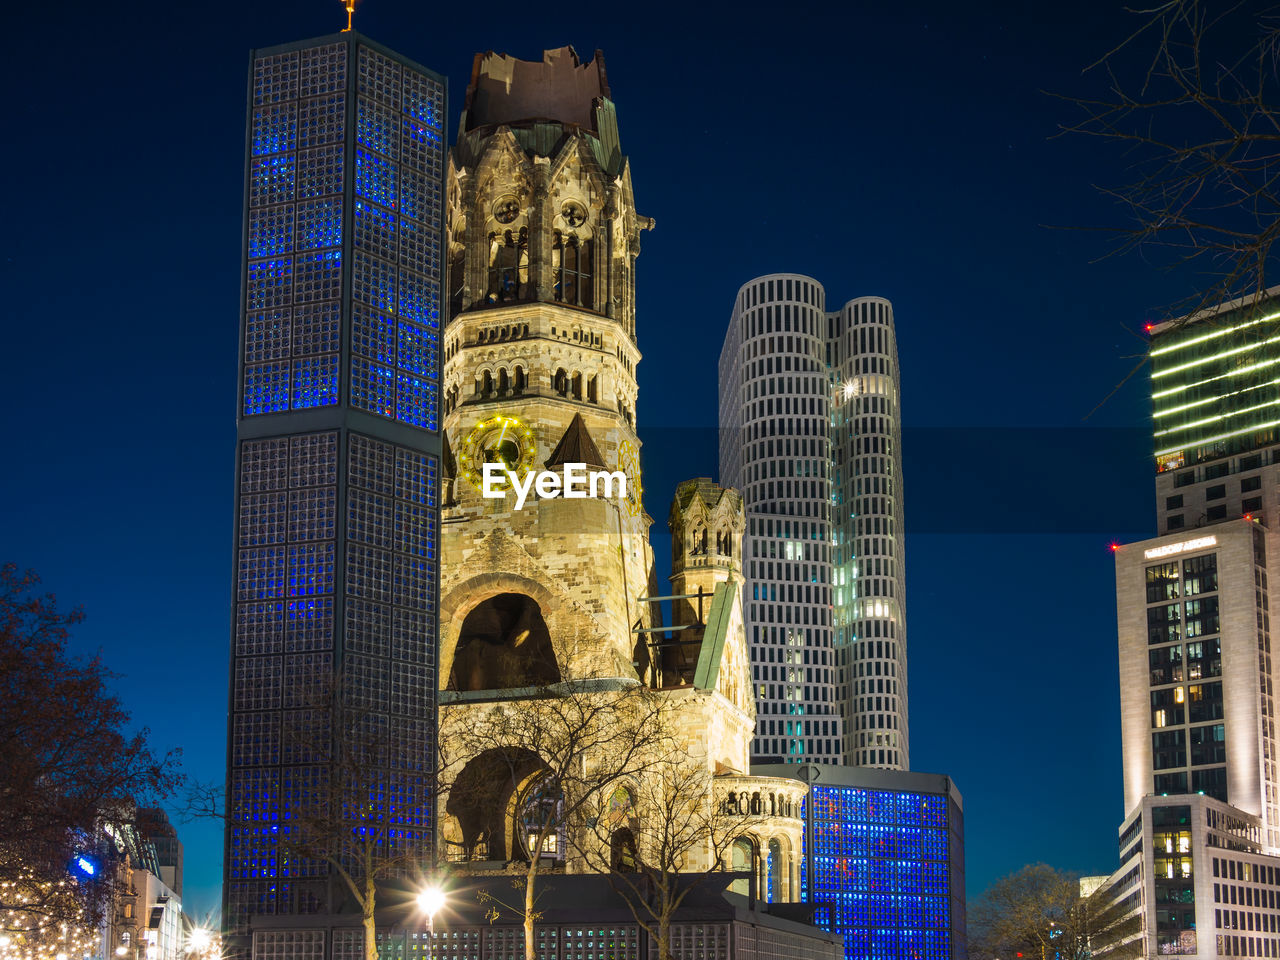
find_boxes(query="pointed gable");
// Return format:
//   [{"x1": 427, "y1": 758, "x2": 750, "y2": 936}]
[{"x1": 545, "y1": 412, "x2": 606, "y2": 470}]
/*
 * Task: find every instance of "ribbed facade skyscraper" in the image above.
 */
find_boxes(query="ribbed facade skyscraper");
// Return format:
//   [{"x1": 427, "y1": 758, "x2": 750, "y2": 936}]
[
  {"x1": 223, "y1": 32, "x2": 445, "y2": 957},
  {"x1": 718, "y1": 273, "x2": 907, "y2": 770}
]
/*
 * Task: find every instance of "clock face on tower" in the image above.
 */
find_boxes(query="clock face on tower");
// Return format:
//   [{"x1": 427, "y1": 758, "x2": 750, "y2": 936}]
[
  {"x1": 458, "y1": 414, "x2": 537, "y2": 491},
  {"x1": 617, "y1": 440, "x2": 642, "y2": 516}
]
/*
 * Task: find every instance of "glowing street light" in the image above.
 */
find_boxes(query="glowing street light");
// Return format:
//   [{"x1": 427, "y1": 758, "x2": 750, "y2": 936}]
[
  {"x1": 416, "y1": 886, "x2": 446, "y2": 960},
  {"x1": 416, "y1": 887, "x2": 445, "y2": 919},
  {"x1": 187, "y1": 930, "x2": 212, "y2": 955}
]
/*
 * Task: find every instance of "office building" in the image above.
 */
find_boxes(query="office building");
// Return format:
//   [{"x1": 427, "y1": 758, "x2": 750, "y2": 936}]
[
  {"x1": 755, "y1": 764, "x2": 964, "y2": 960},
  {"x1": 1107, "y1": 288, "x2": 1280, "y2": 957},
  {"x1": 718, "y1": 274, "x2": 907, "y2": 769},
  {"x1": 223, "y1": 31, "x2": 445, "y2": 954}
]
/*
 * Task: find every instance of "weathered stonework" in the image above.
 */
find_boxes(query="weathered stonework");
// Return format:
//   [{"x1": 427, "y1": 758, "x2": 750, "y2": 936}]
[{"x1": 437, "y1": 46, "x2": 803, "y2": 898}]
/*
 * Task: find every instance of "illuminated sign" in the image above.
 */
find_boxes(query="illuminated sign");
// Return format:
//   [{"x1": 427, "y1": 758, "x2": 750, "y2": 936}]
[{"x1": 1143, "y1": 536, "x2": 1217, "y2": 560}]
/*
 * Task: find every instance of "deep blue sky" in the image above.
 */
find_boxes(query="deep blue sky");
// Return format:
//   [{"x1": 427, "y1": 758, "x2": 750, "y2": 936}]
[{"x1": 3, "y1": 0, "x2": 1217, "y2": 922}]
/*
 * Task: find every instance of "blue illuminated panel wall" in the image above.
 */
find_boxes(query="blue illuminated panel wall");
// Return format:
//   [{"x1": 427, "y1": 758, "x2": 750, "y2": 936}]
[
  {"x1": 244, "y1": 42, "x2": 346, "y2": 415},
  {"x1": 758, "y1": 767, "x2": 965, "y2": 960},
  {"x1": 348, "y1": 46, "x2": 443, "y2": 431},
  {"x1": 227, "y1": 33, "x2": 443, "y2": 942},
  {"x1": 240, "y1": 42, "x2": 444, "y2": 424}
]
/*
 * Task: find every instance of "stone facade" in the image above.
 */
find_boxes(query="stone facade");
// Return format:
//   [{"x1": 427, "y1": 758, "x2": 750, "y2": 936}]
[{"x1": 437, "y1": 47, "x2": 804, "y2": 898}]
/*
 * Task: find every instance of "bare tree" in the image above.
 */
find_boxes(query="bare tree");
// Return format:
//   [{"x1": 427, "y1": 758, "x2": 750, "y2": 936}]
[
  {"x1": 0, "y1": 563, "x2": 181, "y2": 948},
  {"x1": 1062, "y1": 0, "x2": 1280, "y2": 319},
  {"x1": 190, "y1": 678, "x2": 431, "y2": 960},
  {"x1": 968, "y1": 864, "x2": 1142, "y2": 960},
  {"x1": 438, "y1": 680, "x2": 675, "y2": 960},
  {"x1": 566, "y1": 755, "x2": 769, "y2": 960}
]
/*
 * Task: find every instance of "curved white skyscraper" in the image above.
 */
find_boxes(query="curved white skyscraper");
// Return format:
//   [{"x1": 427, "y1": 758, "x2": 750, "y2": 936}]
[{"x1": 719, "y1": 274, "x2": 908, "y2": 770}]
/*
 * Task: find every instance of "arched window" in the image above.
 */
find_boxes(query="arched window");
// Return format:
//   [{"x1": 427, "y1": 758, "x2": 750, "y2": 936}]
[
  {"x1": 498, "y1": 368, "x2": 510, "y2": 397},
  {"x1": 571, "y1": 372, "x2": 583, "y2": 401},
  {"x1": 767, "y1": 839, "x2": 782, "y2": 902},
  {"x1": 730, "y1": 838, "x2": 755, "y2": 897},
  {"x1": 448, "y1": 593, "x2": 560, "y2": 691},
  {"x1": 481, "y1": 370, "x2": 493, "y2": 399},
  {"x1": 553, "y1": 368, "x2": 569, "y2": 397},
  {"x1": 488, "y1": 228, "x2": 529, "y2": 303},
  {"x1": 518, "y1": 773, "x2": 565, "y2": 862},
  {"x1": 448, "y1": 245, "x2": 465, "y2": 317},
  {"x1": 553, "y1": 232, "x2": 593, "y2": 308},
  {"x1": 513, "y1": 365, "x2": 526, "y2": 396}
]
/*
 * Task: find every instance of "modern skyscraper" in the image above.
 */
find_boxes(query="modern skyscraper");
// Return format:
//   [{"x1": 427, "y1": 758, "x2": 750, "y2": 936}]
[
  {"x1": 224, "y1": 32, "x2": 445, "y2": 955},
  {"x1": 1106, "y1": 287, "x2": 1280, "y2": 957},
  {"x1": 719, "y1": 274, "x2": 907, "y2": 769}
]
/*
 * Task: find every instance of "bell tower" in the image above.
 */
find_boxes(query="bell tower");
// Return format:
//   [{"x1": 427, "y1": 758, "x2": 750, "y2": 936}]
[{"x1": 439, "y1": 48, "x2": 655, "y2": 691}]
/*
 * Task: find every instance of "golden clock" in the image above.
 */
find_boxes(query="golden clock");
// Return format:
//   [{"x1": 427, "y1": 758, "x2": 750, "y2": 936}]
[
  {"x1": 617, "y1": 439, "x2": 642, "y2": 516},
  {"x1": 458, "y1": 415, "x2": 537, "y2": 492}
]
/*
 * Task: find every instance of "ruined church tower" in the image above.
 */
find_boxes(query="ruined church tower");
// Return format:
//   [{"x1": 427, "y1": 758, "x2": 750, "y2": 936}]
[
  {"x1": 439, "y1": 47, "x2": 655, "y2": 691},
  {"x1": 436, "y1": 48, "x2": 804, "y2": 894}
]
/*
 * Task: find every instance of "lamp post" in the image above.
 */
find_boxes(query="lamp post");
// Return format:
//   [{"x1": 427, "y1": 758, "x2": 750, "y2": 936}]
[{"x1": 415, "y1": 887, "x2": 445, "y2": 960}]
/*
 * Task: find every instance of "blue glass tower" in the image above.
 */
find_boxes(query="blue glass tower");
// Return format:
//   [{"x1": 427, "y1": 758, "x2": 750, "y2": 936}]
[
  {"x1": 224, "y1": 32, "x2": 445, "y2": 955},
  {"x1": 756, "y1": 765, "x2": 966, "y2": 960}
]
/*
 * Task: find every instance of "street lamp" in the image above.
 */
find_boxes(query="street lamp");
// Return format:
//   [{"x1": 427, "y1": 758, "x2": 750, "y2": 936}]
[{"x1": 416, "y1": 886, "x2": 445, "y2": 960}]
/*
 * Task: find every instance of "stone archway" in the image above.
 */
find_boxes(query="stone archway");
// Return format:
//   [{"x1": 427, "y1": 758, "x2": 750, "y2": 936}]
[{"x1": 447, "y1": 592, "x2": 560, "y2": 691}]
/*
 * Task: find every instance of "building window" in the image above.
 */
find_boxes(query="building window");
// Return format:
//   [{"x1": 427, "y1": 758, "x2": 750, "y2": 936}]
[
  {"x1": 1207, "y1": 484, "x2": 1227, "y2": 501},
  {"x1": 1242, "y1": 476, "x2": 1262, "y2": 493},
  {"x1": 1168, "y1": 495, "x2": 1185, "y2": 509},
  {"x1": 1176, "y1": 471, "x2": 1196, "y2": 487},
  {"x1": 553, "y1": 232, "x2": 593, "y2": 309},
  {"x1": 487, "y1": 228, "x2": 529, "y2": 303},
  {"x1": 1206, "y1": 504, "x2": 1228, "y2": 521},
  {"x1": 1243, "y1": 496, "x2": 1263, "y2": 512},
  {"x1": 1168, "y1": 514, "x2": 1187, "y2": 531}
]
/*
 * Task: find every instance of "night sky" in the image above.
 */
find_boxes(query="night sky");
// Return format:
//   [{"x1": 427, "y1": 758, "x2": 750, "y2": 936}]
[{"x1": 3, "y1": 0, "x2": 1220, "y2": 922}]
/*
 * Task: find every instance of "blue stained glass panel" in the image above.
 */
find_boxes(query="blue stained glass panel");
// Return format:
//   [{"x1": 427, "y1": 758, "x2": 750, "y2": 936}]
[
  {"x1": 357, "y1": 97, "x2": 399, "y2": 158},
  {"x1": 351, "y1": 357, "x2": 396, "y2": 418},
  {"x1": 355, "y1": 149, "x2": 396, "y2": 207},
  {"x1": 396, "y1": 372, "x2": 437, "y2": 431},
  {"x1": 287, "y1": 542, "x2": 335, "y2": 597},
  {"x1": 354, "y1": 253, "x2": 396, "y2": 312},
  {"x1": 292, "y1": 355, "x2": 339, "y2": 409},
  {"x1": 402, "y1": 78, "x2": 443, "y2": 128},
  {"x1": 295, "y1": 250, "x2": 342, "y2": 303},
  {"x1": 352, "y1": 308, "x2": 396, "y2": 364},
  {"x1": 252, "y1": 104, "x2": 297, "y2": 156},
  {"x1": 355, "y1": 200, "x2": 398, "y2": 261},
  {"x1": 249, "y1": 205, "x2": 295, "y2": 257},
  {"x1": 250, "y1": 155, "x2": 296, "y2": 207},
  {"x1": 247, "y1": 258, "x2": 292, "y2": 311},
  {"x1": 244, "y1": 362, "x2": 290, "y2": 416},
  {"x1": 296, "y1": 198, "x2": 342, "y2": 250},
  {"x1": 397, "y1": 273, "x2": 438, "y2": 326},
  {"x1": 396, "y1": 321, "x2": 438, "y2": 379},
  {"x1": 399, "y1": 168, "x2": 438, "y2": 223}
]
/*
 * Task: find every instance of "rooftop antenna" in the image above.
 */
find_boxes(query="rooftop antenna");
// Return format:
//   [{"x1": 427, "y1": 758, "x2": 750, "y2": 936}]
[{"x1": 340, "y1": 0, "x2": 357, "y2": 31}]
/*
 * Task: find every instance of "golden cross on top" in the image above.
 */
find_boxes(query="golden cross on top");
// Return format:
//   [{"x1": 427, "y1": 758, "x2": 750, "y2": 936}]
[{"x1": 340, "y1": 0, "x2": 357, "y2": 31}]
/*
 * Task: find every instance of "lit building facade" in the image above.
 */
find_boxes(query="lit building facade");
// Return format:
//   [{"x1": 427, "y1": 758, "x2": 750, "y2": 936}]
[
  {"x1": 223, "y1": 31, "x2": 444, "y2": 955},
  {"x1": 1106, "y1": 288, "x2": 1280, "y2": 958},
  {"x1": 719, "y1": 275, "x2": 907, "y2": 769},
  {"x1": 756, "y1": 765, "x2": 964, "y2": 960}
]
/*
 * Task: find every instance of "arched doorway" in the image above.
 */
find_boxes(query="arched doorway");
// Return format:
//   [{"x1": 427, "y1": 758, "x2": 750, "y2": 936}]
[{"x1": 448, "y1": 593, "x2": 560, "y2": 691}]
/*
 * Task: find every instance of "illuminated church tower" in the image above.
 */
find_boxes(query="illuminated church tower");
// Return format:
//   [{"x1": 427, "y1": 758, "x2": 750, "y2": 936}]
[
  {"x1": 439, "y1": 46, "x2": 653, "y2": 690},
  {"x1": 436, "y1": 46, "x2": 804, "y2": 883}
]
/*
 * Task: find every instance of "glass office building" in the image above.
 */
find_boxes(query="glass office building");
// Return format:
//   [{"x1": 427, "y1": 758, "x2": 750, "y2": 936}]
[
  {"x1": 719, "y1": 275, "x2": 909, "y2": 770},
  {"x1": 756, "y1": 765, "x2": 965, "y2": 960},
  {"x1": 224, "y1": 32, "x2": 445, "y2": 951}
]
